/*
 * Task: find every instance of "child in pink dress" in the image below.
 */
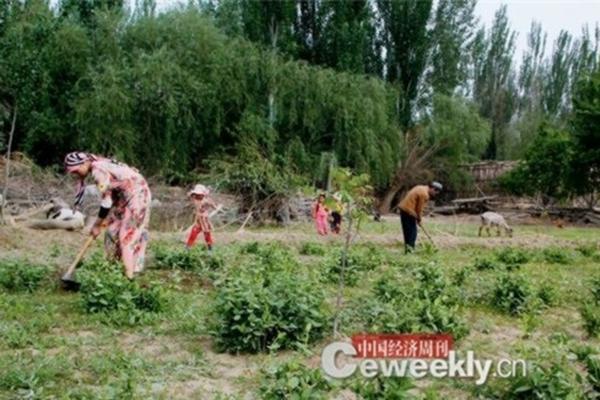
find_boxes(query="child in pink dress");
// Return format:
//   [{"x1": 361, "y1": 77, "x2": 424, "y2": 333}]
[
  {"x1": 312, "y1": 194, "x2": 329, "y2": 236},
  {"x1": 64, "y1": 152, "x2": 151, "y2": 279},
  {"x1": 186, "y1": 184, "x2": 218, "y2": 250}
]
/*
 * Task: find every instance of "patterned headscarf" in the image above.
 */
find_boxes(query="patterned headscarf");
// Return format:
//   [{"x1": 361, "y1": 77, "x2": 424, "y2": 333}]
[{"x1": 64, "y1": 152, "x2": 96, "y2": 208}]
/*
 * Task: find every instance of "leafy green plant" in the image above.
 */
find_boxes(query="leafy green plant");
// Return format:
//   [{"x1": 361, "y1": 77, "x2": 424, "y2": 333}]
[
  {"x1": 451, "y1": 267, "x2": 471, "y2": 286},
  {"x1": 586, "y1": 355, "x2": 600, "y2": 393},
  {"x1": 351, "y1": 376, "x2": 415, "y2": 400},
  {"x1": 541, "y1": 247, "x2": 573, "y2": 264},
  {"x1": 323, "y1": 251, "x2": 362, "y2": 287},
  {"x1": 210, "y1": 259, "x2": 328, "y2": 353},
  {"x1": 258, "y1": 360, "x2": 331, "y2": 400},
  {"x1": 473, "y1": 257, "x2": 500, "y2": 271},
  {"x1": 153, "y1": 245, "x2": 205, "y2": 270},
  {"x1": 417, "y1": 299, "x2": 470, "y2": 340},
  {"x1": 495, "y1": 247, "x2": 530, "y2": 267},
  {"x1": 362, "y1": 265, "x2": 468, "y2": 338},
  {"x1": 492, "y1": 274, "x2": 533, "y2": 316},
  {"x1": 590, "y1": 276, "x2": 600, "y2": 304},
  {"x1": 298, "y1": 242, "x2": 327, "y2": 256},
  {"x1": 576, "y1": 243, "x2": 599, "y2": 258},
  {"x1": 373, "y1": 272, "x2": 412, "y2": 303},
  {"x1": 0, "y1": 259, "x2": 47, "y2": 292},
  {"x1": 580, "y1": 303, "x2": 600, "y2": 337},
  {"x1": 503, "y1": 363, "x2": 580, "y2": 399},
  {"x1": 358, "y1": 296, "x2": 421, "y2": 333},
  {"x1": 537, "y1": 283, "x2": 558, "y2": 307},
  {"x1": 79, "y1": 255, "x2": 166, "y2": 324}
]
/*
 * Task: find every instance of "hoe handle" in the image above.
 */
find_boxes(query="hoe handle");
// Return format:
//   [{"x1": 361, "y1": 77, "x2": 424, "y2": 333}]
[
  {"x1": 63, "y1": 236, "x2": 95, "y2": 280},
  {"x1": 419, "y1": 224, "x2": 436, "y2": 246}
]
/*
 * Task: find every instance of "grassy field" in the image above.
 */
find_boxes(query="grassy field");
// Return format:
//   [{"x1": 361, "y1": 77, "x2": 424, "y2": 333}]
[{"x1": 1, "y1": 216, "x2": 599, "y2": 399}]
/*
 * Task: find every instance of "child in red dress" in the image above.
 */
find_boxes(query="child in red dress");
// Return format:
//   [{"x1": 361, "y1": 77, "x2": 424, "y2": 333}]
[{"x1": 186, "y1": 184, "x2": 218, "y2": 250}]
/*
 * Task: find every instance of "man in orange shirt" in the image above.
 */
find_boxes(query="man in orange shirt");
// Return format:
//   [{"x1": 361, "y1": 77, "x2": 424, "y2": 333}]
[{"x1": 398, "y1": 181, "x2": 443, "y2": 253}]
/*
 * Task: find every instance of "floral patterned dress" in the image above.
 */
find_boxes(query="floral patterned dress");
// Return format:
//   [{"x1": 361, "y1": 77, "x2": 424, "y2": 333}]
[{"x1": 90, "y1": 159, "x2": 151, "y2": 274}]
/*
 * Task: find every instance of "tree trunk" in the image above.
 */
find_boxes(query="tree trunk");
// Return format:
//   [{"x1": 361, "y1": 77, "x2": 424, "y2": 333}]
[
  {"x1": 1, "y1": 104, "x2": 17, "y2": 224},
  {"x1": 379, "y1": 183, "x2": 403, "y2": 214}
]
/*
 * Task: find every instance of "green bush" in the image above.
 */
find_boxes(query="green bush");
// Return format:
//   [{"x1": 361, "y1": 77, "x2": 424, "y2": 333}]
[
  {"x1": 580, "y1": 303, "x2": 600, "y2": 337},
  {"x1": 590, "y1": 277, "x2": 600, "y2": 304},
  {"x1": 240, "y1": 242, "x2": 296, "y2": 269},
  {"x1": 362, "y1": 264, "x2": 468, "y2": 339},
  {"x1": 299, "y1": 242, "x2": 327, "y2": 256},
  {"x1": 495, "y1": 247, "x2": 531, "y2": 267},
  {"x1": 210, "y1": 260, "x2": 328, "y2": 353},
  {"x1": 79, "y1": 255, "x2": 166, "y2": 324},
  {"x1": 417, "y1": 299, "x2": 469, "y2": 340},
  {"x1": 351, "y1": 376, "x2": 415, "y2": 400},
  {"x1": 153, "y1": 245, "x2": 205, "y2": 270},
  {"x1": 537, "y1": 283, "x2": 559, "y2": 307},
  {"x1": 504, "y1": 363, "x2": 580, "y2": 399},
  {"x1": 451, "y1": 267, "x2": 471, "y2": 286},
  {"x1": 324, "y1": 244, "x2": 385, "y2": 284},
  {"x1": 358, "y1": 296, "x2": 421, "y2": 333},
  {"x1": 586, "y1": 355, "x2": 600, "y2": 393},
  {"x1": 373, "y1": 272, "x2": 412, "y2": 303},
  {"x1": 576, "y1": 243, "x2": 599, "y2": 258},
  {"x1": 473, "y1": 257, "x2": 500, "y2": 271},
  {"x1": 492, "y1": 274, "x2": 533, "y2": 316},
  {"x1": 0, "y1": 259, "x2": 47, "y2": 292},
  {"x1": 541, "y1": 247, "x2": 573, "y2": 264},
  {"x1": 258, "y1": 360, "x2": 331, "y2": 400}
]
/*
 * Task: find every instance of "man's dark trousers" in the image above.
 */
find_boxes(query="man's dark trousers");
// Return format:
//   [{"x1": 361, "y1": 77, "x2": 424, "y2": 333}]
[{"x1": 400, "y1": 210, "x2": 418, "y2": 253}]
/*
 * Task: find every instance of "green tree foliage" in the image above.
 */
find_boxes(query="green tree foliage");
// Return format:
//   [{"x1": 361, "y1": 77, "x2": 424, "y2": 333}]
[
  {"x1": 544, "y1": 30, "x2": 576, "y2": 117},
  {"x1": 425, "y1": 94, "x2": 491, "y2": 190},
  {"x1": 0, "y1": 4, "x2": 400, "y2": 188},
  {"x1": 313, "y1": 0, "x2": 378, "y2": 75},
  {"x1": 428, "y1": 0, "x2": 477, "y2": 96},
  {"x1": 501, "y1": 124, "x2": 574, "y2": 205},
  {"x1": 377, "y1": 0, "x2": 433, "y2": 128},
  {"x1": 570, "y1": 69, "x2": 600, "y2": 206},
  {"x1": 472, "y1": 5, "x2": 517, "y2": 159}
]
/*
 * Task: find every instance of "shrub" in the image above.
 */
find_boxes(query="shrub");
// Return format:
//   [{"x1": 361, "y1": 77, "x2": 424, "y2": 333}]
[
  {"x1": 537, "y1": 283, "x2": 559, "y2": 307},
  {"x1": 351, "y1": 376, "x2": 415, "y2": 400},
  {"x1": 323, "y1": 251, "x2": 364, "y2": 287},
  {"x1": 0, "y1": 259, "x2": 47, "y2": 292},
  {"x1": 580, "y1": 303, "x2": 600, "y2": 337},
  {"x1": 153, "y1": 245, "x2": 204, "y2": 270},
  {"x1": 541, "y1": 247, "x2": 573, "y2": 264},
  {"x1": 210, "y1": 261, "x2": 328, "y2": 353},
  {"x1": 576, "y1": 243, "x2": 599, "y2": 258},
  {"x1": 359, "y1": 296, "x2": 421, "y2": 333},
  {"x1": 590, "y1": 277, "x2": 600, "y2": 305},
  {"x1": 495, "y1": 247, "x2": 530, "y2": 267},
  {"x1": 79, "y1": 255, "x2": 166, "y2": 324},
  {"x1": 373, "y1": 272, "x2": 412, "y2": 303},
  {"x1": 364, "y1": 265, "x2": 468, "y2": 338},
  {"x1": 492, "y1": 274, "x2": 533, "y2": 316},
  {"x1": 473, "y1": 257, "x2": 500, "y2": 271},
  {"x1": 299, "y1": 242, "x2": 327, "y2": 256},
  {"x1": 418, "y1": 299, "x2": 470, "y2": 340},
  {"x1": 258, "y1": 360, "x2": 331, "y2": 400},
  {"x1": 586, "y1": 355, "x2": 600, "y2": 393},
  {"x1": 451, "y1": 267, "x2": 471, "y2": 286},
  {"x1": 504, "y1": 363, "x2": 580, "y2": 399},
  {"x1": 241, "y1": 242, "x2": 297, "y2": 269},
  {"x1": 415, "y1": 264, "x2": 447, "y2": 301}
]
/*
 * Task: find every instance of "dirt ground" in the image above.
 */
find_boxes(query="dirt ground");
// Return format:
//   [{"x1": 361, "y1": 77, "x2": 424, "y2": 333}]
[{"x1": 1, "y1": 214, "x2": 599, "y2": 399}]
